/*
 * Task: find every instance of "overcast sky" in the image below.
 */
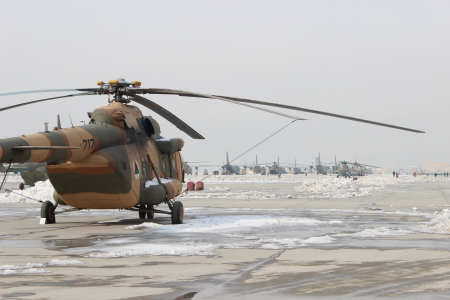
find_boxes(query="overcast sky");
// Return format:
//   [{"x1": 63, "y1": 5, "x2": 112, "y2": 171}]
[{"x1": 1, "y1": 0, "x2": 449, "y2": 171}]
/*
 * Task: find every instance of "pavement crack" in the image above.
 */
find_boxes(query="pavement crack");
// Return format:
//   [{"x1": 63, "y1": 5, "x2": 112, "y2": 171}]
[{"x1": 192, "y1": 249, "x2": 285, "y2": 299}]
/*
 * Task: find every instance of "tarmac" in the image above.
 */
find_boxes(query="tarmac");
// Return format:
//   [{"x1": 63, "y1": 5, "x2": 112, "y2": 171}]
[{"x1": 1, "y1": 175, "x2": 450, "y2": 300}]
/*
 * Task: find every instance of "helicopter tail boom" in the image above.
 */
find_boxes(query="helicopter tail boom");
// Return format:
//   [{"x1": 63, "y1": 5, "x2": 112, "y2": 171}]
[{"x1": 0, "y1": 125, "x2": 124, "y2": 164}]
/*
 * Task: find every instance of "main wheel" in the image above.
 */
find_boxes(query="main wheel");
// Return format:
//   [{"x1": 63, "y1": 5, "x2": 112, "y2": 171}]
[
  {"x1": 19, "y1": 183, "x2": 25, "y2": 190},
  {"x1": 171, "y1": 201, "x2": 184, "y2": 224},
  {"x1": 41, "y1": 201, "x2": 55, "y2": 224},
  {"x1": 147, "y1": 205, "x2": 154, "y2": 219},
  {"x1": 139, "y1": 204, "x2": 147, "y2": 219}
]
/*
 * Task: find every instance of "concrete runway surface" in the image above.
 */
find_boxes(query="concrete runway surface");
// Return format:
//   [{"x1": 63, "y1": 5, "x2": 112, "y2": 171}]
[{"x1": 1, "y1": 175, "x2": 450, "y2": 299}]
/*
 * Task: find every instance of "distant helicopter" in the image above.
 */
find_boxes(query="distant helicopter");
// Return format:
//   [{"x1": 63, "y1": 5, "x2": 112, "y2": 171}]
[
  {"x1": 350, "y1": 161, "x2": 378, "y2": 176},
  {"x1": 0, "y1": 162, "x2": 47, "y2": 189},
  {"x1": 333, "y1": 160, "x2": 378, "y2": 177},
  {"x1": 267, "y1": 158, "x2": 288, "y2": 175},
  {"x1": 0, "y1": 78, "x2": 424, "y2": 224}
]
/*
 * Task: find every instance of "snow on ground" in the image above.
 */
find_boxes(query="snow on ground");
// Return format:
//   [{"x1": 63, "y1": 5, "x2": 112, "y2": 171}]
[
  {"x1": 0, "y1": 259, "x2": 83, "y2": 275},
  {"x1": 418, "y1": 209, "x2": 450, "y2": 234},
  {"x1": 185, "y1": 173, "x2": 450, "y2": 184},
  {"x1": 1, "y1": 174, "x2": 448, "y2": 204},
  {"x1": 1, "y1": 174, "x2": 449, "y2": 260},
  {"x1": 1, "y1": 180, "x2": 54, "y2": 204},
  {"x1": 72, "y1": 213, "x2": 344, "y2": 258},
  {"x1": 182, "y1": 174, "x2": 449, "y2": 200},
  {"x1": 66, "y1": 207, "x2": 450, "y2": 258}
]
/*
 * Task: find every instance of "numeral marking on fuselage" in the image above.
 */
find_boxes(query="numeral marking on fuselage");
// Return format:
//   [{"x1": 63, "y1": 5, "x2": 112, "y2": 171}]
[{"x1": 82, "y1": 139, "x2": 94, "y2": 150}]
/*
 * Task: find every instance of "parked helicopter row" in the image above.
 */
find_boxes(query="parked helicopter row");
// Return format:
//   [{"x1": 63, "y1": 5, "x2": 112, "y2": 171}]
[
  {"x1": 182, "y1": 152, "x2": 378, "y2": 177},
  {"x1": 0, "y1": 78, "x2": 423, "y2": 224},
  {"x1": 1, "y1": 152, "x2": 385, "y2": 191}
]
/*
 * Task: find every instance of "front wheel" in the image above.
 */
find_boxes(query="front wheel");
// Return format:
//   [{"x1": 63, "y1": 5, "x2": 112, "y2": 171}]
[
  {"x1": 41, "y1": 201, "x2": 55, "y2": 224},
  {"x1": 171, "y1": 201, "x2": 184, "y2": 224}
]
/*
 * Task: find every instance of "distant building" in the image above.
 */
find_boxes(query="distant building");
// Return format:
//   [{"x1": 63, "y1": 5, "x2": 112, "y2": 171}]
[
  {"x1": 420, "y1": 162, "x2": 450, "y2": 174},
  {"x1": 372, "y1": 168, "x2": 391, "y2": 175}
]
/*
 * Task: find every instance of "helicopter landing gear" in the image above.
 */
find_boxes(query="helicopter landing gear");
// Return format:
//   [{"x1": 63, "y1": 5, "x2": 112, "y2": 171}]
[
  {"x1": 41, "y1": 201, "x2": 56, "y2": 224},
  {"x1": 138, "y1": 204, "x2": 146, "y2": 219},
  {"x1": 171, "y1": 201, "x2": 184, "y2": 224},
  {"x1": 138, "y1": 204, "x2": 155, "y2": 219},
  {"x1": 147, "y1": 205, "x2": 154, "y2": 219}
]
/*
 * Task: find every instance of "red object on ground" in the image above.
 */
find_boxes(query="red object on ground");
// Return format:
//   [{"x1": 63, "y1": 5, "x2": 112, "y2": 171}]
[
  {"x1": 353, "y1": 177, "x2": 358, "y2": 181},
  {"x1": 196, "y1": 181, "x2": 204, "y2": 190},
  {"x1": 187, "y1": 181, "x2": 195, "y2": 190},
  {"x1": 413, "y1": 172, "x2": 417, "y2": 177}
]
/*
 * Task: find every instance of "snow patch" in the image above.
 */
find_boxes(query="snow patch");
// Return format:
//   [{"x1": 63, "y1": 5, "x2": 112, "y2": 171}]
[
  {"x1": 145, "y1": 178, "x2": 173, "y2": 188},
  {"x1": 47, "y1": 259, "x2": 84, "y2": 266},
  {"x1": 125, "y1": 223, "x2": 162, "y2": 230},
  {"x1": 418, "y1": 209, "x2": 450, "y2": 234},
  {"x1": 2, "y1": 180, "x2": 54, "y2": 203}
]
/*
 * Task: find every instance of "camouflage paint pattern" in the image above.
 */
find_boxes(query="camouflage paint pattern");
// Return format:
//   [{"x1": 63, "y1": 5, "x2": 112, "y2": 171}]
[{"x1": 0, "y1": 102, "x2": 184, "y2": 209}]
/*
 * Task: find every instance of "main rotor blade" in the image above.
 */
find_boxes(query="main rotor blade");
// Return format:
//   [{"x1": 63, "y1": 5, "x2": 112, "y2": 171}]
[
  {"x1": 130, "y1": 95, "x2": 205, "y2": 139},
  {"x1": 357, "y1": 163, "x2": 379, "y2": 168},
  {"x1": 0, "y1": 88, "x2": 98, "y2": 96},
  {"x1": 130, "y1": 88, "x2": 305, "y2": 120},
  {"x1": 0, "y1": 92, "x2": 95, "y2": 112},
  {"x1": 209, "y1": 94, "x2": 425, "y2": 133},
  {"x1": 131, "y1": 88, "x2": 424, "y2": 133}
]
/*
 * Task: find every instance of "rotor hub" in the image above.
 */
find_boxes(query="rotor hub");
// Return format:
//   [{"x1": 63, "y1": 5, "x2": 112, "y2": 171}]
[{"x1": 96, "y1": 78, "x2": 141, "y2": 103}]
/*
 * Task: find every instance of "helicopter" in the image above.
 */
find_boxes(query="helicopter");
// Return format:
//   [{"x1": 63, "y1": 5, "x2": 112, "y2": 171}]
[
  {"x1": 333, "y1": 160, "x2": 352, "y2": 177},
  {"x1": 267, "y1": 158, "x2": 288, "y2": 175},
  {"x1": 0, "y1": 78, "x2": 424, "y2": 224},
  {"x1": 1, "y1": 162, "x2": 47, "y2": 189},
  {"x1": 0, "y1": 116, "x2": 63, "y2": 189},
  {"x1": 332, "y1": 160, "x2": 378, "y2": 177},
  {"x1": 350, "y1": 161, "x2": 379, "y2": 176}
]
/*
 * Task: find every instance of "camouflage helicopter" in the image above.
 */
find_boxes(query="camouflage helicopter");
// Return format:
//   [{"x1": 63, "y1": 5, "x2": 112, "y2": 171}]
[
  {"x1": 333, "y1": 161, "x2": 353, "y2": 177},
  {"x1": 0, "y1": 116, "x2": 62, "y2": 189},
  {"x1": 333, "y1": 160, "x2": 377, "y2": 177},
  {"x1": 0, "y1": 78, "x2": 424, "y2": 224},
  {"x1": 350, "y1": 161, "x2": 379, "y2": 176}
]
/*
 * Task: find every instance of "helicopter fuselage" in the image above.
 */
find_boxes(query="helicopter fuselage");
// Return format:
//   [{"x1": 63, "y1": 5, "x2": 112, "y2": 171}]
[{"x1": 0, "y1": 102, "x2": 184, "y2": 209}]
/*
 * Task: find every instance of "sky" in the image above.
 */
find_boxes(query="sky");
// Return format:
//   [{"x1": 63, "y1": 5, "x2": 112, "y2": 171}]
[{"x1": 0, "y1": 0, "x2": 449, "y2": 171}]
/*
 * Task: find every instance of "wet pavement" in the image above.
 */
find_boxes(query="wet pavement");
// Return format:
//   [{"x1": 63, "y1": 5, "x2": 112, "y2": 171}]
[{"x1": 1, "y1": 176, "x2": 450, "y2": 299}]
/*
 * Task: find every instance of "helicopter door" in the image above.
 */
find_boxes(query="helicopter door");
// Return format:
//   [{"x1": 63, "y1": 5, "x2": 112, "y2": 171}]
[
  {"x1": 161, "y1": 153, "x2": 170, "y2": 178},
  {"x1": 168, "y1": 152, "x2": 182, "y2": 182}
]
